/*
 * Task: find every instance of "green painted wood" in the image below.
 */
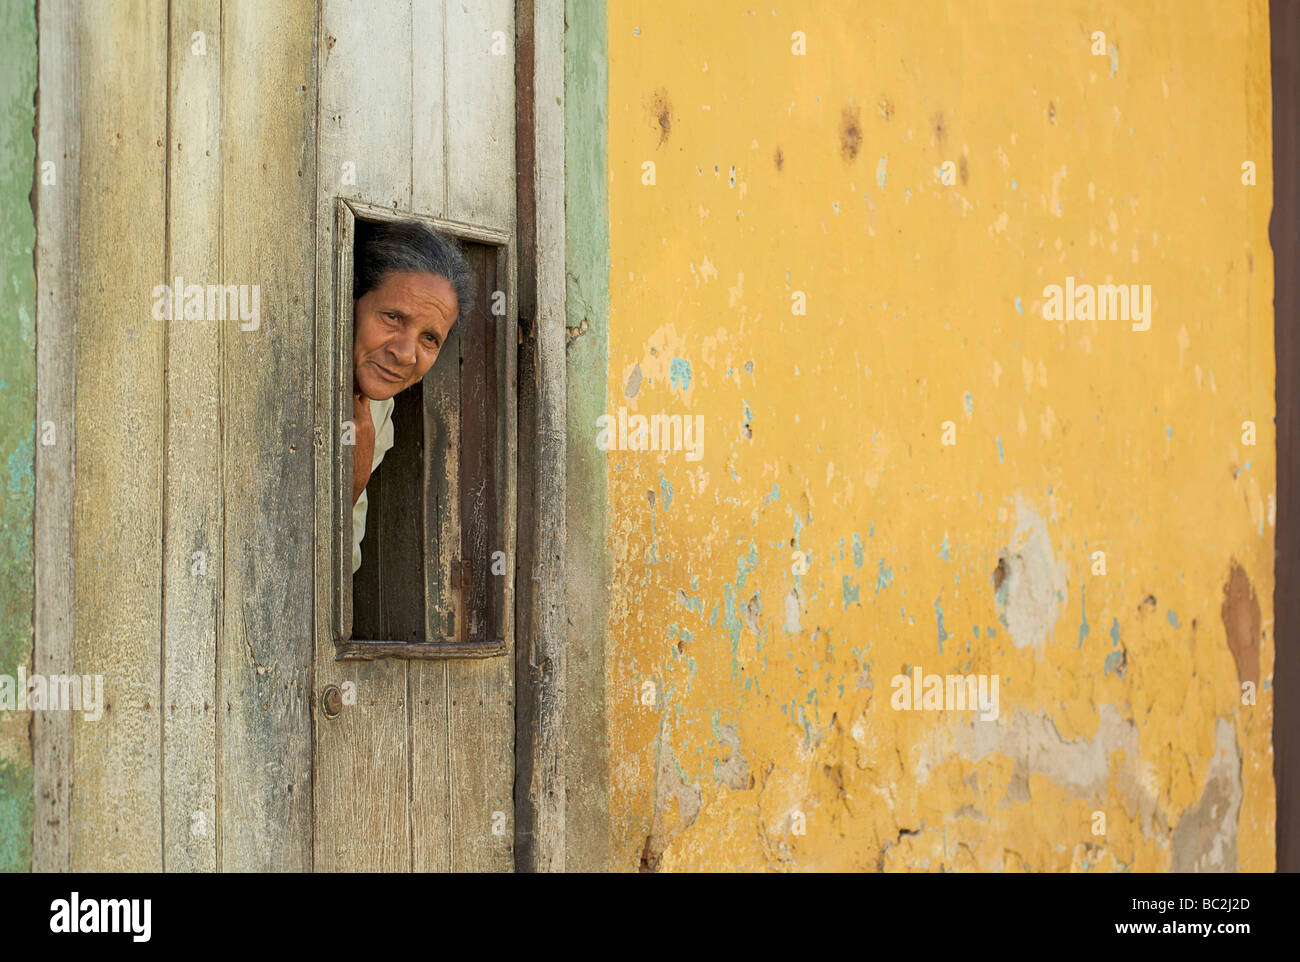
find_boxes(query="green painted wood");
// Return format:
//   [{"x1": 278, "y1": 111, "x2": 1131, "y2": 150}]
[
  {"x1": 0, "y1": 0, "x2": 38, "y2": 875},
  {"x1": 561, "y1": 0, "x2": 611, "y2": 873}
]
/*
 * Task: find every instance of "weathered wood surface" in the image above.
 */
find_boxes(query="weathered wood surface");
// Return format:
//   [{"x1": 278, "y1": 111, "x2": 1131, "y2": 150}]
[
  {"x1": 312, "y1": 0, "x2": 517, "y2": 873},
  {"x1": 162, "y1": 0, "x2": 222, "y2": 872},
  {"x1": 529, "y1": 0, "x2": 569, "y2": 874},
  {"x1": 39, "y1": 0, "x2": 523, "y2": 872},
  {"x1": 369, "y1": 385, "x2": 427, "y2": 642},
  {"x1": 32, "y1": 0, "x2": 78, "y2": 874},
  {"x1": 69, "y1": 0, "x2": 168, "y2": 871},
  {"x1": 313, "y1": 0, "x2": 415, "y2": 872},
  {"x1": 217, "y1": 0, "x2": 316, "y2": 871},
  {"x1": 438, "y1": 0, "x2": 517, "y2": 872},
  {"x1": 557, "y1": 0, "x2": 609, "y2": 873}
]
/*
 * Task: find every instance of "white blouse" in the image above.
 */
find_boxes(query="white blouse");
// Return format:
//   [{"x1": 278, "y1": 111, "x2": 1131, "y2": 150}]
[{"x1": 351, "y1": 396, "x2": 397, "y2": 575}]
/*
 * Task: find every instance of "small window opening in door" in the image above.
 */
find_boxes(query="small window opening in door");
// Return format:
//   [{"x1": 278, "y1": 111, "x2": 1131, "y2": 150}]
[{"x1": 332, "y1": 199, "x2": 514, "y2": 660}]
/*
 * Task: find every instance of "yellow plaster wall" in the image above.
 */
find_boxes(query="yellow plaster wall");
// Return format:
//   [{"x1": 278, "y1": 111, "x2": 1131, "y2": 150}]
[{"x1": 604, "y1": 0, "x2": 1274, "y2": 871}]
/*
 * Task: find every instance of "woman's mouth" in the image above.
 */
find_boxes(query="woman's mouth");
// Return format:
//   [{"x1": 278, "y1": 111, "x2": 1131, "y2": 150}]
[{"x1": 373, "y1": 361, "x2": 405, "y2": 383}]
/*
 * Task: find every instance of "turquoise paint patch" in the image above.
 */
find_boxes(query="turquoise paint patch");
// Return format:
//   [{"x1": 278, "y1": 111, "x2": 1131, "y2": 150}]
[
  {"x1": 875, "y1": 559, "x2": 894, "y2": 593},
  {"x1": 670, "y1": 357, "x2": 692, "y2": 392},
  {"x1": 852, "y1": 532, "x2": 865, "y2": 569},
  {"x1": 963, "y1": 392, "x2": 973, "y2": 414},
  {"x1": 1015, "y1": 296, "x2": 1023, "y2": 314},
  {"x1": 723, "y1": 584, "x2": 740, "y2": 652},
  {"x1": 996, "y1": 436, "x2": 1005, "y2": 461},
  {"x1": 876, "y1": 155, "x2": 888, "y2": 189},
  {"x1": 938, "y1": 535, "x2": 950, "y2": 560},
  {"x1": 6, "y1": 436, "x2": 33, "y2": 500},
  {"x1": 659, "y1": 472, "x2": 673, "y2": 512},
  {"x1": 1110, "y1": 617, "x2": 1120, "y2": 646},
  {"x1": 1108, "y1": 42, "x2": 1119, "y2": 76},
  {"x1": 764, "y1": 483, "x2": 779, "y2": 505},
  {"x1": 934, "y1": 594, "x2": 948, "y2": 652},
  {"x1": 1103, "y1": 650, "x2": 1124, "y2": 675},
  {"x1": 868, "y1": 521, "x2": 874, "y2": 537},
  {"x1": 843, "y1": 575, "x2": 861, "y2": 609},
  {"x1": 1167, "y1": 610, "x2": 1180, "y2": 628}
]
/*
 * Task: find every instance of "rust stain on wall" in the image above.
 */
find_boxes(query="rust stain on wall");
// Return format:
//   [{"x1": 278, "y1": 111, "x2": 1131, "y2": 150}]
[{"x1": 1221, "y1": 559, "x2": 1260, "y2": 687}]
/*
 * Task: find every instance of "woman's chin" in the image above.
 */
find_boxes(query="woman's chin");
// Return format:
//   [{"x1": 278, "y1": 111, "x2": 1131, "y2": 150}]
[{"x1": 358, "y1": 374, "x2": 400, "y2": 401}]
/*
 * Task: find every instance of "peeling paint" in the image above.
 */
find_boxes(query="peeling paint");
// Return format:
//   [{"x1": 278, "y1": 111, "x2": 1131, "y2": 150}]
[
  {"x1": 1170, "y1": 718, "x2": 1241, "y2": 872},
  {"x1": 605, "y1": 0, "x2": 1275, "y2": 873},
  {"x1": 994, "y1": 494, "x2": 1067, "y2": 649}
]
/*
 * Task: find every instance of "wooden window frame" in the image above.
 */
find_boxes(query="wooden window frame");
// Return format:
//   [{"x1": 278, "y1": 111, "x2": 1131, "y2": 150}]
[{"x1": 331, "y1": 198, "x2": 514, "y2": 661}]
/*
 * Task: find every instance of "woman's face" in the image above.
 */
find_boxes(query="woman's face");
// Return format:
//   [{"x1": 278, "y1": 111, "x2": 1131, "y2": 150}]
[{"x1": 353, "y1": 270, "x2": 459, "y2": 400}]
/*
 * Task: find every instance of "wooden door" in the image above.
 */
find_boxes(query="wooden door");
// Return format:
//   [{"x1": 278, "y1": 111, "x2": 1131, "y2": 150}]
[{"x1": 310, "y1": 0, "x2": 518, "y2": 872}]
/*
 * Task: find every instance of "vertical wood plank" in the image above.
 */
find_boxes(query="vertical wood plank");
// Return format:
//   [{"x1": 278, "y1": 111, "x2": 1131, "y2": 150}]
[
  {"x1": 410, "y1": 0, "x2": 447, "y2": 217},
  {"x1": 442, "y1": 0, "x2": 516, "y2": 872},
  {"x1": 162, "y1": 0, "x2": 221, "y2": 873},
  {"x1": 71, "y1": 0, "x2": 168, "y2": 871},
  {"x1": 375, "y1": 385, "x2": 426, "y2": 641},
  {"x1": 312, "y1": 0, "x2": 414, "y2": 872},
  {"x1": 556, "y1": 0, "x2": 603, "y2": 872},
  {"x1": 411, "y1": 300, "x2": 460, "y2": 871},
  {"x1": 218, "y1": 0, "x2": 316, "y2": 871},
  {"x1": 32, "y1": 0, "x2": 77, "y2": 874},
  {"x1": 528, "y1": 0, "x2": 568, "y2": 872},
  {"x1": 459, "y1": 245, "x2": 497, "y2": 640},
  {"x1": 445, "y1": 0, "x2": 515, "y2": 228}
]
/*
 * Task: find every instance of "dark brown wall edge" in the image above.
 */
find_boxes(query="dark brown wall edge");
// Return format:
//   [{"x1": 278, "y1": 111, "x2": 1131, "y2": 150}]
[{"x1": 1272, "y1": 0, "x2": 1299, "y2": 874}]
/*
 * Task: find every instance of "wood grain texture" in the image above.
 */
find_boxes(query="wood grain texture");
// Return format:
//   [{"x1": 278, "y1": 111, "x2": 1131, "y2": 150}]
[
  {"x1": 410, "y1": 0, "x2": 447, "y2": 218},
  {"x1": 411, "y1": 238, "x2": 460, "y2": 871},
  {"x1": 441, "y1": 0, "x2": 517, "y2": 871},
  {"x1": 32, "y1": 0, "x2": 78, "y2": 874},
  {"x1": 312, "y1": 0, "x2": 414, "y2": 872},
  {"x1": 162, "y1": 0, "x2": 221, "y2": 872},
  {"x1": 528, "y1": 0, "x2": 568, "y2": 873},
  {"x1": 70, "y1": 0, "x2": 168, "y2": 871},
  {"x1": 217, "y1": 0, "x2": 316, "y2": 871},
  {"x1": 371, "y1": 384, "x2": 427, "y2": 641},
  {"x1": 557, "y1": 0, "x2": 609, "y2": 873}
]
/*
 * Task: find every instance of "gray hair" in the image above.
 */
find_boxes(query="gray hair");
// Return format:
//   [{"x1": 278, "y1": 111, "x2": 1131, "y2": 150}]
[{"x1": 354, "y1": 218, "x2": 474, "y2": 319}]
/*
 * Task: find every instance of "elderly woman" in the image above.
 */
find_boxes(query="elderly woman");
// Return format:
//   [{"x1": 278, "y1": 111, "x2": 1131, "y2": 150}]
[{"x1": 351, "y1": 220, "x2": 471, "y2": 574}]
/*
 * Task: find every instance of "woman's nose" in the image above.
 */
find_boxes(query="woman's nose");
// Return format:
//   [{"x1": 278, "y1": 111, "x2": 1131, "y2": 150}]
[{"x1": 390, "y1": 332, "x2": 417, "y2": 366}]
